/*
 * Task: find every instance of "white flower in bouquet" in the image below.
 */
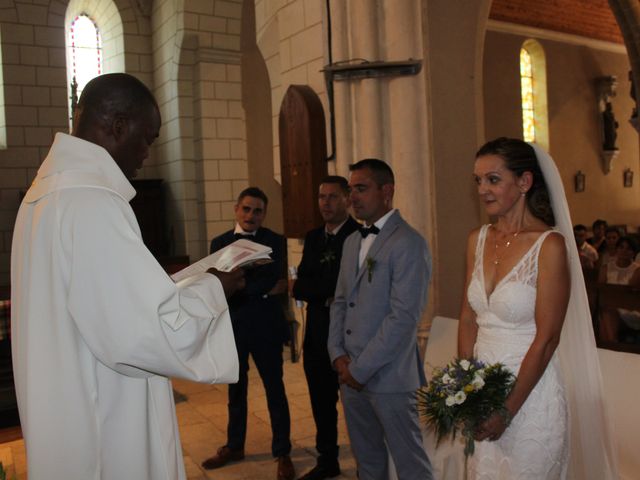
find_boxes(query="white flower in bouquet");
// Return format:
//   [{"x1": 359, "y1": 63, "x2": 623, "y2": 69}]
[
  {"x1": 418, "y1": 357, "x2": 515, "y2": 459},
  {"x1": 471, "y1": 374, "x2": 485, "y2": 390}
]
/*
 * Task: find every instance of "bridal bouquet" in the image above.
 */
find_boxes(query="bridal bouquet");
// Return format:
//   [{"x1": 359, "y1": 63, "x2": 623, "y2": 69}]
[{"x1": 417, "y1": 358, "x2": 515, "y2": 458}]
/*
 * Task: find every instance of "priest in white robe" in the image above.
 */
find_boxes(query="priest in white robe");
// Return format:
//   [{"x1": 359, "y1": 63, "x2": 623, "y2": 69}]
[{"x1": 10, "y1": 73, "x2": 240, "y2": 480}]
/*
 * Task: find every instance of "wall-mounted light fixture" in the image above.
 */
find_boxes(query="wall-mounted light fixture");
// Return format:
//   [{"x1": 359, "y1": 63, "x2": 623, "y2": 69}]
[
  {"x1": 574, "y1": 170, "x2": 585, "y2": 192},
  {"x1": 624, "y1": 168, "x2": 633, "y2": 188}
]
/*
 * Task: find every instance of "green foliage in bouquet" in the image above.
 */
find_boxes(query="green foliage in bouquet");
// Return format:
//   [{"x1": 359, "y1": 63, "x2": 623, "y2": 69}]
[{"x1": 417, "y1": 358, "x2": 515, "y2": 458}]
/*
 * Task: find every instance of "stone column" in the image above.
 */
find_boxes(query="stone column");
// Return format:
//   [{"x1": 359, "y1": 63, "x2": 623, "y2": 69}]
[
  {"x1": 383, "y1": 0, "x2": 432, "y2": 237},
  {"x1": 328, "y1": 0, "x2": 354, "y2": 175},
  {"x1": 348, "y1": 0, "x2": 384, "y2": 159}
]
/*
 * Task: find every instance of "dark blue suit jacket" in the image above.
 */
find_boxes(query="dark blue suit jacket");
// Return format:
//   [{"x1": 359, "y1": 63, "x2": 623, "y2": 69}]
[
  {"x1": 293, "y1": 217, "x2": 360, "y2": 355},
  {"x1": 293, "y1": 216, "x2": 360, "y2": 306},
  {"x1": 210, "y1": 227, "x2": 288, "y2": 343}
]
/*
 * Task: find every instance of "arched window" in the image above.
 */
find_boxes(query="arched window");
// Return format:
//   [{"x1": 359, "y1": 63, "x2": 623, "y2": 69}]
[
  {"x1": 520, "y1": 48, "x2": 535, "y2": 142},
  {"x1": 520, "y1": 40, "x2": 549, "y2": 150},
  {"x1": 67, "y1": 14, "x2": 103, "y2": 126}
]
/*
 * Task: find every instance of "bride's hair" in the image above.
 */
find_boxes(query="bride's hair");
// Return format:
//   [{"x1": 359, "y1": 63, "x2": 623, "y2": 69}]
[{"x1": 476, "y1": 137, "x2": 555, "y2": 226}]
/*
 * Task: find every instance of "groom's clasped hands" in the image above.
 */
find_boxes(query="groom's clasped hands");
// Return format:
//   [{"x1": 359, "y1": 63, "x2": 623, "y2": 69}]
[{"x1": 333, "y1": 355, "x2": 364, "y2": 391}]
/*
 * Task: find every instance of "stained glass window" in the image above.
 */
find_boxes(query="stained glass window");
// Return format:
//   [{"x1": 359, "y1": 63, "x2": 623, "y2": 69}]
[
  {"x1": 69, "y1": 14, "x2": 102, "y2": 106},
  {"x1": 520, "y1": 48, "x2": 535, "y2": 142}
]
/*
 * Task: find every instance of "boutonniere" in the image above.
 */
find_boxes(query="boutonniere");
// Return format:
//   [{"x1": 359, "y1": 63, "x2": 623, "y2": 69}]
[
  {"x1": 366, "y1": 257, "x2": 376, "y2": 282},
  {"x1": 320, "y1": 248, "x2": 336, "y2": 265}
]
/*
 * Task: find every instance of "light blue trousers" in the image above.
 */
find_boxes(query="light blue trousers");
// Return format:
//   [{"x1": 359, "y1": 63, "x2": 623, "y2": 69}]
[{"x1": 340, "y1": 385, "x2": 433, "y2": 480}]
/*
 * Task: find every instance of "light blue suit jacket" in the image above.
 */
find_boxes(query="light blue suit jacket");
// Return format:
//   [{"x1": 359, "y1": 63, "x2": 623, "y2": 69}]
[{"x1": 328, "y1": 210, "x2": 431, "y2": 393}]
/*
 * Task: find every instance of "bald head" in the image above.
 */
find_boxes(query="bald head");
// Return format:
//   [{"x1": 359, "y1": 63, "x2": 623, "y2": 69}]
[
  {"x1": 72, "y1": 73, "x2": 158, "y2": 137},
  {"x1": 72, "y1": 73, "x2": 161, "y2": 179}
]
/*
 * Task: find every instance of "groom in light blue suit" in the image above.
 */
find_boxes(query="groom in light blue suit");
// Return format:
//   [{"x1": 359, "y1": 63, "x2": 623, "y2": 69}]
[{"x1": 328, "y1": 159, "x2": 433, "y2": 480}]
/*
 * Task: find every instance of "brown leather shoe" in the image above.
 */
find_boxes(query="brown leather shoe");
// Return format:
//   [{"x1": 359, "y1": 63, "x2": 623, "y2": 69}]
[
  {"x1": 277, "y1": 455, "x2": 295, "y2": 480},
  {"x1": 201, "y1": 446, "x2": 244, "y2": 470}
]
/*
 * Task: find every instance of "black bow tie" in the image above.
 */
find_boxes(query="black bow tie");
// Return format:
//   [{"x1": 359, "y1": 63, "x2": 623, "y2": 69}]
[{"x1": 359, "y1": 225, "x2": 380, "y2": 238}]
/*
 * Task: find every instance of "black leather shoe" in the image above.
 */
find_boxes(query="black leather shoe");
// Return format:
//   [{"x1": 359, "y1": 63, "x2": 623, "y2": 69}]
[
  {"x1": 201, "y1": 446, "x2": 245, "y2": 469},
  {"x1": 297, "y1": 463, "x2": 341, "y2": 480},
  {"x1": 277, "y1": 455, "x2": 296, "y2": 480}
]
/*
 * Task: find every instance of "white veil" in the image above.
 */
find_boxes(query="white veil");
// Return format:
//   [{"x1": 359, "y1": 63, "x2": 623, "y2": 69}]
[{"x1": 529, "y1": 143, "x2": 618, "y2": 479}]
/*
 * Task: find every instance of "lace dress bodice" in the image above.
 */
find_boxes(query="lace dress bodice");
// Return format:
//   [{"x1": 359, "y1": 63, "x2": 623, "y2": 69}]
[
  {"x1": 467, "y1": 225, "x2": 550, "y2": 372},
  {"x1": 466, "y1": 225, "x2": 568, "y2": 480}
]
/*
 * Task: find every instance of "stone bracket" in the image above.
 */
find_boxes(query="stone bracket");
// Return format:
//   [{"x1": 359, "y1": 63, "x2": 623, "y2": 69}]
[{"x1": 602, "y1": 149, "x2": 620, "y2": 174}]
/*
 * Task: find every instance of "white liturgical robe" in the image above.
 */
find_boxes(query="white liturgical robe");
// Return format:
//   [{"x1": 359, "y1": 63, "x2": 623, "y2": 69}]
[{"x1": 11, "y1": 133, "x2": 239, "y2": 480}]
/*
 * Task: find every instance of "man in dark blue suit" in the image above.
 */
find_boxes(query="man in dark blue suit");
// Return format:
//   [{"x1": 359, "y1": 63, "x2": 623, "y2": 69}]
[
  {"x1": 292, "y1": 177, "x2": 359, "y2": 480},
  {"x1": 202, "y1": 187, "x2": 294, "y2": 480}
]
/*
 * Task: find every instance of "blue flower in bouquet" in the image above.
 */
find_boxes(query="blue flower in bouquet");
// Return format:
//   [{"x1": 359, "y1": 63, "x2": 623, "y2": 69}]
[{"x1": 417, "y1": 357, "x2": 515, "y2": 459}]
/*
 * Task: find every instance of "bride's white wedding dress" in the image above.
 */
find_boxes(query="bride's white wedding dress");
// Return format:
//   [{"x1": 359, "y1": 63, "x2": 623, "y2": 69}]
[{"x1": 466, "y1": 224, "x2": 568, "y2": 479}]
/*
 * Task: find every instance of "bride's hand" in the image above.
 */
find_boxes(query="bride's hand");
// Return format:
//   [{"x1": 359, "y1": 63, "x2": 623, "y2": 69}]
[{"x1": 474, "y1": 411, "x2": 509, "y2": 442}]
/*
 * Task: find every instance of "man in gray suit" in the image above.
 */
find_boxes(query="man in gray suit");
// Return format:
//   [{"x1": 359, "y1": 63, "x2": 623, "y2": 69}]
[{"x1": 328, "y1": 159, "x2": 433, "y2": 480}]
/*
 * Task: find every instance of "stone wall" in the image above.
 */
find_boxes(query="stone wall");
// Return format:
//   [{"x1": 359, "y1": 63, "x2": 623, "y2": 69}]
[
  {"x1": 0, "y1": 0, "x2": 153, "y2": 286},
  {"x1": 484, "y1": 27, "x2": 639, "y2": 229},
  {"x1": 0, "y1": 2, "x2": 67, "y2": 286},
  {"x1": 150, "y1": 0, "x2": 246, "y2": 260}
]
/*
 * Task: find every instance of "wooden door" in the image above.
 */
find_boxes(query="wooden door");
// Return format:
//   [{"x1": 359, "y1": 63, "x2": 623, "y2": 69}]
[{"x1": 279, "y1": 85, "x2": 328, "y2": 238}]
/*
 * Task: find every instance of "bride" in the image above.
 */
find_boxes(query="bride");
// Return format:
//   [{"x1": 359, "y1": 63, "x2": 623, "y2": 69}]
[{"x1": 457, "y1": 137, "x2": 618, "y2": 479}]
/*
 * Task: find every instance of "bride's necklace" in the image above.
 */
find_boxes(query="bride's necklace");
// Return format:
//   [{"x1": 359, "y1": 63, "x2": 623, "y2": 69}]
[
  {"x1": 493, "y1": 227, "x2": 521, "y2": 265},
  {"x1": 492, "y1": 198, "x2": 527, "y2": 265}
]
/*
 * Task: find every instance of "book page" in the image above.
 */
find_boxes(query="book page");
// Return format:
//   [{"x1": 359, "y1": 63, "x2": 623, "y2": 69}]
[{"x1": 170, "y1": 239, "x2": 272, "y2": 283}]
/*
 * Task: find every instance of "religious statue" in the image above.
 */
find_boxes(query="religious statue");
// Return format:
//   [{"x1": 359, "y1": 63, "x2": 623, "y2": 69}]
[
  {"x1": 629, "y1": 70, "x2": 639, "y2": 132},
  {"x1": 602, "y1": 101, "x2": 619, "y2": 151}
]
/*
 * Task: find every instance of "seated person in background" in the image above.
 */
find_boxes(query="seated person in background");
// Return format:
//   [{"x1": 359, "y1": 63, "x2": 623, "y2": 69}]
[
  {"x1": 598, "y1": 236, "x2": 640, "y2": 342},
  {"x1": 574, "y1": 224, "x2": 598, "y2": 270},
  {"x1": 598, "y1": 236, "x2": 640, "y2": 286},
  {"x1": 589, "y1": 219, "x2": 608, "y2": 254},
  {"x1": 597, "y1": 226, "x2": 621, "y2": 271}
]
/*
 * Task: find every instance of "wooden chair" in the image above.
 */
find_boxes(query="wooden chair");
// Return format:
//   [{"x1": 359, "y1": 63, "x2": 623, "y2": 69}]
[
  {"x1": 0, "y1": 288, "x2": 19, "y2": 429},
  {"x1": 596, "y1": 284, "x2": 640, "y2": 354}
]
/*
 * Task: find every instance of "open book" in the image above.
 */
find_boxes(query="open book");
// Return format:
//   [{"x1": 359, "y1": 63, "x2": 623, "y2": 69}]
[{"x1": 171, "y1": 238, "x2": 273, "y2": 283}]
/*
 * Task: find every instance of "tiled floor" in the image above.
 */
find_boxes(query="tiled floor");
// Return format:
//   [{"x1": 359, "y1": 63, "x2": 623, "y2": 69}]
[
  {"x1": 175, "y1": 354, "x2": 358, "y2": 480},
  {"x1": 0, "y1": 354, "x2": 358, "y2": 480}
]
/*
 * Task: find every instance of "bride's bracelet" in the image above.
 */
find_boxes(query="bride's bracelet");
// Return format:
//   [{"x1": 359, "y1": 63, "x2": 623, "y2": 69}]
[{"x1": 498, "y1": 408, "x2": 513, "y2": 427}]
